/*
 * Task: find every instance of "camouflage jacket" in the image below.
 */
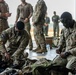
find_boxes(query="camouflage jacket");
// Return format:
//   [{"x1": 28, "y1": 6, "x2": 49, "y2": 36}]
[
  {"x1": 32, "y1": 0, "x2": 47, "y2": 25},
  {"x1": 0, "y1": 1, "x2": 9, "y2": 19},
  {"x1": 16, "y1": 2, "x2": 33, "y2": 21},
  {"x1": 0, "y1": 27, "x2": 29, "y2": 57},
  {"x1": 59, "y1": 22, "x2": 76, "y2": 56}
]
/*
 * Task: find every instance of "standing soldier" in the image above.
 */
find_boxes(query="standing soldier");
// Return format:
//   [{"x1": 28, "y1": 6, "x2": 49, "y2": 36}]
[
  {"x1": 52, "y1": 11, "x2": 59, "y2": 37},
  {"x1": 32, "y1": 0, "x2": 47, "y2": 53},
  {"x1": 0, "y1": 21, "x2": 29, "y2": 66},
  {"x1": 15, "y1": 0, "x2": 33, "y2": 50},
  {"x1": 43, "y1": 12, "x2": 50, "y2": 36},
  {"x1": 0, "y1": 0, "x2": 11, "y2": 34}
]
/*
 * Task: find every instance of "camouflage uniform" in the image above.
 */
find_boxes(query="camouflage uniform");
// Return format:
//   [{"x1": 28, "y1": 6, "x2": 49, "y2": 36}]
[
  {"x1": 0, "y1": 27, "x2": 29, "y2": 63},
  {"x1": 52, "y1": 14, "x2": 59, "y2": 37},
  {"x1": 32, "y1": 0, "x2": 47, "y2": 53},
  {"x1": 0, "y1": 1, "x2": 9, "y2": 34},
  {"x1": 16, "y1": 2, "x2": 33, "y2": 50},
  {"x1": 43, "y1": 16, "x2": 50, "y2": 36},
  {"x1": 52, "y1": 23, "x2": 76, "y2": 75}
]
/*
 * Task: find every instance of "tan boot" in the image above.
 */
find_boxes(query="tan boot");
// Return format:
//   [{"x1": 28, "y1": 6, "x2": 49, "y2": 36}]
[
  {"x1": 36, "y1": 48, "x2": 47, "y2": 53},
  {"x1": 33, "y1": 47, "x2": 41, "y2": 52}
]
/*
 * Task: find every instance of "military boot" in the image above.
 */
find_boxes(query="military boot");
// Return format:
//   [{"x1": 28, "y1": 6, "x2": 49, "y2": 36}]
[
  {"x1": 36, "y1": 48, "x2": 47, "y2": 53},
  {"x1": 29, "y1": 47, "x2": 32, "y2": 50},
  {"x1": 29, "y1": 45, "x2": 33, "y2": 50},
  {"x1": 33, "y1": 47, "x2": 41, "y2": 52}
]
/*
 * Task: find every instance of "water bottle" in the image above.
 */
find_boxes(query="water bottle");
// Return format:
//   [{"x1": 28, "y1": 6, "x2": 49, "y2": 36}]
[{"x1": 46, "y1": 44, "x2": 50, "y2": 50}]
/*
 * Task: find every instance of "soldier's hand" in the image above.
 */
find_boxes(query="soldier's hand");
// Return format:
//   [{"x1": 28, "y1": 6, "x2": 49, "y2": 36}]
[
  {"x1": 5, "y1": 12, "x2": 11, "y2": 17},
  {"x1": 32, "y1": 22, "x2": 35, "y2": 25},
  {"x1": 44, "y1": 23, "x2": 48, "y2": 26},
  {"x1": 24, "y1": 18, "x2": 29, "y2": 23},
  {"x1": 4, "y1": 52, "x2": 10, "y2": 60},
  {"x1": 60, "y1": 52, "x2": 71, "y2": 59},
  {"x1": 56, "y1": 46, "x2": 62, "y2": 54},
  {"x1": 56, "y1": 49, "x2": 61, "y2": 54}
]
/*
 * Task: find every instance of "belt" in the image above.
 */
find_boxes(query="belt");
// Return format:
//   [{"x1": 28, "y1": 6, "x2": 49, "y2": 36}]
[{"x1": 20, "y1": 18, "x2": 25, "y2": 20}]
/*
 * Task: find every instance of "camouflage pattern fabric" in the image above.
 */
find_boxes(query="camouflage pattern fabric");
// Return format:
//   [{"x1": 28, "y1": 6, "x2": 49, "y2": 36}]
[
  {"x1": 16, "y1": 2, "x2": 33, "y2": 50},
  {"x1": 17, "y1": 3, "x2": 33, "y2": 21},
  {"x1": 33, "y1": 25, "x2": 46, "y2": 50},
  {"x1": 22, "y1": 58, "x2": 52, "y2": 75},
  {"x1": 59, "y1": 23, "x2": 76, "y2": 55},
  {"x1": 43, "y1": 16, "x2": 50, "y2": 36},
  {"x1": 23, "y1": 22, "x2": 33, "y2": 50},
  {"x1": 32, "y1": 0, "x2": 47, "y2": 51},
  {"x1": 52, "y1": 23, "x2": 76, "y2": 75},
  {"x1": 0, "y1": 27, "x2": 29, "y2": 62},
  {"x1": 0, "y1": 1, "x2": 9, "y2": 34},
  {"x1": 32, "y1": 0, "x2": 47, "y2": 24}
]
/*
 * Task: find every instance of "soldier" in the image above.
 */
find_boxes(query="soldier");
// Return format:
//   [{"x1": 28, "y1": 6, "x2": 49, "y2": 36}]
[
  {"x1": 32, "y1": 0, "x2": 47, "y2": 53},
  {"x1": 52, "y1": 11, "x2": 59, "y2": 37},
  {"x1": 0, "y1": 21, "x2": 29, "y2": 66},
  {"x1": 51, "y1": 12, "x2": 76, "y2": 75},
  {"x1": 0, "y1": 0, "x2": 11, "y2": 34},
  {"x1": 43, "y1": 12, "x2": 50, "y2": 36},
  {"x1": 15, "y1": 0, "x2": 33, "y2": 50}
]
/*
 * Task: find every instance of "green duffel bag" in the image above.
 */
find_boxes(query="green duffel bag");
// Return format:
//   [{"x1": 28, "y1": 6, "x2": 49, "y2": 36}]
[{"x1": 22, "y1": 58, "x2": 52, "y2": 75}]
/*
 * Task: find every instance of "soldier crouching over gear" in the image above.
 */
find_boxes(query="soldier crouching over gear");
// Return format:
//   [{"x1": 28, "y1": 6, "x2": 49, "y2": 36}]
[
  {"x1": 0, "y1": 21, "x2": 29, "y2": 68},
  {"x1": 32, "y1": 0, "x2": 47, "y2": 53},
  {"x1": 15, "y1": 0, "x2": 33, "y2": 50},
  {"x1": 50, "y1": 12, "x2": 76, "y2": 75}
]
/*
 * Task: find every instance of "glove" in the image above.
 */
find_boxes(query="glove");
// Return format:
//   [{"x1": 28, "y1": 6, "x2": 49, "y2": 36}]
[
  {"x1": 56, "y1": 46, "x2": 63, "y2": 54},
  {"x1": 60, "y1": 52, "x2": 71, "y2": 59},
  {"x1": 56, "y1": 49, "x2": 61, "y2": 54}
]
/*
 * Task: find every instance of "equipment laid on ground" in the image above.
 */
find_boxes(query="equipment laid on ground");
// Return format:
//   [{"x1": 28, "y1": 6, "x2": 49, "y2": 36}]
[{"x1": 45, "y1": 37, "x2": 53, "y2": 49}]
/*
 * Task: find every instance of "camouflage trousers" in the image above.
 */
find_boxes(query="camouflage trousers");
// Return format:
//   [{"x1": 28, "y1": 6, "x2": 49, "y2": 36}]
[
  {"x1": 24, "y1": 22, "x2": 33, "y2": 49},
  {"x1": 33, "y1": 25, "x2": 46, "y2": 49},
  {"x1": 0, "y1": 19, "x2": 9, "y2": 34},
  {"x1": 0, "y1": 49, "x2": 25, "y2": 67}
]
